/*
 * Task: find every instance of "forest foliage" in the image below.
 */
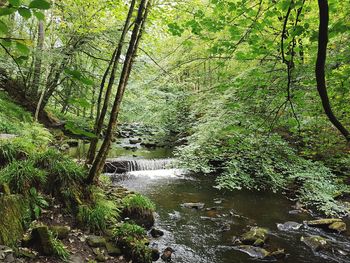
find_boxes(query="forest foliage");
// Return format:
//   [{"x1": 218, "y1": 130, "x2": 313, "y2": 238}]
[{"x1": 0, "y1": 0, "x2": 350, "y2": 215}]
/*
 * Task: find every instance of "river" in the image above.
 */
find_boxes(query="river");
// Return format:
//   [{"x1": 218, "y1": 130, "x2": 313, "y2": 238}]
[{"x1": 70, "y1": 138, "x2": 350, "y2": 263}]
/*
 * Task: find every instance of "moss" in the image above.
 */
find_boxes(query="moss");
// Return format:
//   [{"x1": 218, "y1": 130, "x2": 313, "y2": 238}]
[{"x1": 0, "y1": 194, "x2": 31, "y2": 247}]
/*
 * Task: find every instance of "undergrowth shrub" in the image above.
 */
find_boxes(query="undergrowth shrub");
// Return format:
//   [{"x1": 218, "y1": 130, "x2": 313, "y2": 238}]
[
  {"x1": 32, "y1": 149, "x2": 86, "y2": 190},
  {"x1": 0, "y1": 159, "x2": 47, "y2": 194},
  {"x1": 77, "y1": 187, "x2": 119, "y2": 233},
  {"x1": 122, "y1": 194, "x2": 155, "y2": 211}
]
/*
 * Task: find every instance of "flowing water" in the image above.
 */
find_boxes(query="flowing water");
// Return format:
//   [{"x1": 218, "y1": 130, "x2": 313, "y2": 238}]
[
  {"x1": 70, "y1": 138, "x2": 350, "y2": 263},
  {"x1": 111, "y1": 165, "x2": 350, "y2": 263}
]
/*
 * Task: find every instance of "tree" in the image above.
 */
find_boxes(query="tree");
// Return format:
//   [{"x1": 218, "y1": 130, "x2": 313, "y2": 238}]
[
  {"x1": 315, "y1": 0, "x2": 350, "y2": 142},
  {"x1": 86, "y1": 0, "x2": 152, "y2": 184}
]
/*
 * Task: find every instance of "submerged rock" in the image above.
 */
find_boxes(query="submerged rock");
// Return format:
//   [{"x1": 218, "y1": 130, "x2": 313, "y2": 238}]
[
  {"x1": 235, "y1": 245, "x2": 270, "y2": 259},
  {"x1": 277, "y1": 221, "x2": 303, "y2": 231},
  {"x1": 240, "y1": 227, "x2": 269, "y2": 246},
  {"x1": 181, "y1": 202, "x2": 205, "y2": 210},
  {"x1": 301, "y1": 235, "x2": 328, "y2": 251}
]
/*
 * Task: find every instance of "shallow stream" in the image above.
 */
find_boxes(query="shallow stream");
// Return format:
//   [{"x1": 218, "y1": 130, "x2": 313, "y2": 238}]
[{"x1": 70, "y1": 137, "x2": 350, "y2": 263}]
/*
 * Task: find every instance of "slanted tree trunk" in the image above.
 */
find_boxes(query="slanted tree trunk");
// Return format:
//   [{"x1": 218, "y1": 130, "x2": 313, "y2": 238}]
[
  {"x1": 86, "y1": 0, "x2": 136, "y2": 164},
  {"x1": 316, "y1": 0, "x2": 350, "y2": 141},
  {"x1": 86, "y1": 0, "x2": 151, "y2": 184}
]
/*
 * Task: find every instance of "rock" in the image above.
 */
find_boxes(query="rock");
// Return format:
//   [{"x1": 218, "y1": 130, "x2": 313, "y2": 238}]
[
  {"x1": 307, "y1": 218, "x2": 342, "y2": 227},
  {"x1": 328, "y1": 221, "x2": 347, "y2": 233},
  {"x1": 0, "y1": 195, "x2": 30, "y2": 247},
  {"x1": 0, "y1": 245, "x2": 15, "y2": 262},
  {"x1": 93, "y1": 248, "x2": 106, "y2": 262},
  {"x1": 150, "y1": 228, "x2": 164, "y2": 238},
  {"x1": 277, "y1": 221, "x2": 303, "y2": 231},
  {"x1": 30, "y1": 226, "x2": 55, "y2": 255},
  {"x1": 129, "y1": 138, "x2": 142, "y2": 144},
  {"x1": 49, "y1": 225, "x2": 70, "y2": 239},
  {"x1": 105, "y1": 242, "x2": 122, "y2": 256},
  {"x1": 240, "y1": 227, "x2": 269, "y2": 246},
  {"x1": 161, "y1": 247, "x2": 174, "y2": 262},
  {"x1": 0, "y1": 183, "x2": 10, "y2": 195},
  {"x1": 301, "y1": 236, "x2": 328, "y2": 251},
  {"x1": 181, "y1": 202, "x2": 205, "y2": 210},
  {"x1": 307, "y1": 218, "x2": 347, "y2": 233},
  {"x1": 151, "y1": 244, "x2": 160, "y2": 261},
  {"x1": 235, "y1": 245, "x2": 270, "y2": 259},
  {"x1": 86, "y1": 235, "x2": 106, "y2": 248},
  {"x1": 122, "y1": 208, "x2": 155, "y2": 229},
  {"x1": 69, "y1": 254, "x2": 85, "y2": 263},
  {"x1": 268, "y1": 249, "x2": 286, "y2": 260},
  {"x1": 18, "y1": 247, "x2": 37, "y2": 259}
]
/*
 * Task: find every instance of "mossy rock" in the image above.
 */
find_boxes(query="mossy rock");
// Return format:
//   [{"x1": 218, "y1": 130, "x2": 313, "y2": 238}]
[
  {"x1": 29, "y1": 226, "x2": 55, "y2": 255},
  {"x1": 122, "y1": 207, "x2": 155, "y2": 229},
  {"x1": 306, "y1": 218, "x2": 342, "y2": 227},
  {"x1": 240, "y1": 227, "x2": 269, "y2": 246},
  {"x1": 49, "y1": 225, "x2": 70, "y2": 239},
  {"x1": 87, "y1": 235, "x2": 106, "y2": 248},
  {"x1": 0, "y1": 194, "x2": 31, "y2": 247},
  {"x1": 328, "y1": 221, "x2": 347, "y2": 233}
]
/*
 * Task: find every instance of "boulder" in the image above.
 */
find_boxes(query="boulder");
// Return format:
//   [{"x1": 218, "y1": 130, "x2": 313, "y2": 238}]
[
  {"x1": 49, "y1": 225, "x2": 70, "y2": 239},
  {"x1": 122, "y1": 208, "x2": 155, "y2": 230},
  {"x1": 240, "y1": 227, "x2": 269, "y2": 246},
  {"x1": 151, "y1": 248, "x2": 160, "y2": 261},
  {"x1": 181, "y1": 203, "x2": 205, "y2": 210},
  {"x1": 87, "y1": 235, "x2": 106, "y2": 248},
  {"x1": 150, "y1": 228, "x2": 164, "y2": 238},
  {"x1": 301, "y1": 236, "x2": 328, "y2": 251}
]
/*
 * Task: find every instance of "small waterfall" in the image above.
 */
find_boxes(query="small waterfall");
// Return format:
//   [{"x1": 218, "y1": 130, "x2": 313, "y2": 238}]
[{"x1": 104, "y1": 158, "x2": 176, "y2": 173}]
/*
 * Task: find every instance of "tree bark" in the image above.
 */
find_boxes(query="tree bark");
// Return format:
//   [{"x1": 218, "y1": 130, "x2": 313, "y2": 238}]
[
  {"x1": 316, "y1": 0, "x2": 350, "y2": 141},
  {"x1": 86, "y1": 0, "x2": 151, "y2": 184}
]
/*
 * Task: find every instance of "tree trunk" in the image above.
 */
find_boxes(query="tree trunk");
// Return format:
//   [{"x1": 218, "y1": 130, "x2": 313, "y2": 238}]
[
  {"x1": 316, "y1": 0, "x2": 350, "y2": 141},
  {"x1": 30, "y1": 20, "x2": 45, "y2": 98},
  {"x1": 86, "y1": 0, "x2": 151, "y2": 184},
  {"x1": 86, "y1": 0, "x2": 137, "y2": 164}
]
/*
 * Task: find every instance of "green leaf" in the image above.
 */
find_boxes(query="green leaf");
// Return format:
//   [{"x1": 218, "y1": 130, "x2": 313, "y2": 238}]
[
  {"x1": 29, "y1": 0, "x2": 51, "y2": 10},
  {"x1": 0, "y1": 7, "x2": 17, "y2": 16},
  {"x1": 9, "y1": 0, "x2": 21, "y2": 6},
  {"x1": 15, "y1": 41, "x2": 30, "y2": 55},
  {"x1": 65, "y1": 121, "x2": 97, "y2": 138},
  {"x1": 0, "y1": 20, "x2": 8, "y2": 34},
  {"x1": 33, "y1": 11, "x2": 45, "y2": 20},
  {"x1": 18, "y1": 7, "x2": 32, "y2": 19}
]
